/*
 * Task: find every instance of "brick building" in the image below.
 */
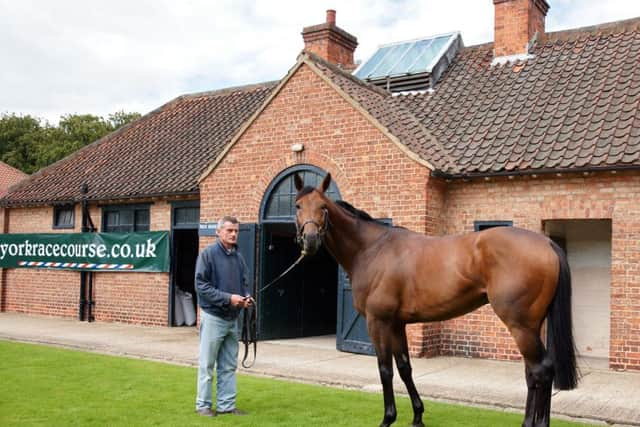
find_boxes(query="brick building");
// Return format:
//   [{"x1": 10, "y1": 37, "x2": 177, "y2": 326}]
[
  {"x1": 0, "y1": 160, "x2": 28, "y2": 248},
  {"x1": 0, "y1": 161, "x2": 27, "y2": 197},
  {"x1": 1, "y1": 0, "x2": 639, "y2": 371}
]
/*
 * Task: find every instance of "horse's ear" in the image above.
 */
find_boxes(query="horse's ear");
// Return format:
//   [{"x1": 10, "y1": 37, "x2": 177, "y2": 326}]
[
  {"x1": 320, "y1": 173, "x2": 332, "y2": 193},
  {"x1": 294, "y1": 173, "x2": 304, "y2": 191}
]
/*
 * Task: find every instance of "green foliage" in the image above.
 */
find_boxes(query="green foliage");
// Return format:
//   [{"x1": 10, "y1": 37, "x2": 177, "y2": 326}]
[
  {"x1": 0, "y1": 114, "x2": 41, "y2": 174},
  {"x1": 0, "y1": 341, "x2": 594, "y2": 427},
  {"x1": 0, "y1": 111, "x2": 141, "y2": 174}
]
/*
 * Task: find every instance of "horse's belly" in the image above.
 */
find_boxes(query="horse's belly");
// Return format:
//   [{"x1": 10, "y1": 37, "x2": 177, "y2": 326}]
[{"x1": 405, "y1": 286, "x2": 489, "y2": 323}]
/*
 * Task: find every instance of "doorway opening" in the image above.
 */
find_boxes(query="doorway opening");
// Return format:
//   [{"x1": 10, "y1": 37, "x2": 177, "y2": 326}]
[
  {"x1": 170, "y1": 202, "x2": 200, "y2": 327},
  {"x1": 171, "y1": 229, "x2": 199, "y2": 326},
  {"x1": 545, "y1": 219, "x2": 611, "y2": 369},
  {"x1": 259, "y1": 222, "x2": 337, "y2": 340},
  {"x1": 258, "y1": 165, "x2": 340, "y2": 341}
]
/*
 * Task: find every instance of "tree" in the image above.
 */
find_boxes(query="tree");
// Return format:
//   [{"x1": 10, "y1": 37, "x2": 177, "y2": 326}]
[
  {"x1": 0, "y1": 114, "x2": 42, "y2": 173},
  {"x1": 108, "y1": 111, "x2": 141, "y2": 129},
  {"x1": 0, "y1": 111, "x2": 141, "y2": 174}
]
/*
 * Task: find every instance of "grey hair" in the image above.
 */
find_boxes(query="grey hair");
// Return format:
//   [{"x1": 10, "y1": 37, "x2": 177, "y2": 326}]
[{"x1": 217, "y1": 216, "x2": 239, "y2": 229}]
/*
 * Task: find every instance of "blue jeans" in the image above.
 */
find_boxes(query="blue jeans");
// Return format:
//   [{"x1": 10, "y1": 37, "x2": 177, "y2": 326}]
[{"x1": 195, "y1": 309, "x2": 239, "y2": 412}]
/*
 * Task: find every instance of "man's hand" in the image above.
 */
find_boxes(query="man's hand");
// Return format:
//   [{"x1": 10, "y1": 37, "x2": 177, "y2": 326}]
[{"x1": 230, "y1": 294, "x2": 252, "y2": 308}]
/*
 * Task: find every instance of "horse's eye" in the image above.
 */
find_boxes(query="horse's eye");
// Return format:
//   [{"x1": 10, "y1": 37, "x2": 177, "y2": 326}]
[{"x1": 295, "y1": 204, "x2": 301, "y2": 210}]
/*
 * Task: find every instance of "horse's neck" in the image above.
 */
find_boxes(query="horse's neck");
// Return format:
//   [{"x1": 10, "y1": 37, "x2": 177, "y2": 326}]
[{"x1": 323, "y1": 203, "x2": 386, "y2": 274}]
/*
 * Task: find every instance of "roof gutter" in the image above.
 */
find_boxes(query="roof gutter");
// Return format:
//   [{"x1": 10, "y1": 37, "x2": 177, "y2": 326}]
[
  {"x1": 0, "y1": 190, "x2": 200, "y2": 209},
  {"x1": 432, "y1": 164, "x2": 640, "y2": 180}
]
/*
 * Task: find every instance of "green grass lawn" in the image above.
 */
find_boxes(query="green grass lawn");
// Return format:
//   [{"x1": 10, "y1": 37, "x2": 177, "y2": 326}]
[{"x1": 0, "y1": 340, "x2": 593, "y2": 427}]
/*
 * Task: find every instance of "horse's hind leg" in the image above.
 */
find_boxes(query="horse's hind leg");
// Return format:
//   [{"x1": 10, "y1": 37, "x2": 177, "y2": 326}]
[
  {"x1": 511, "y1": 326, "x2": 554, "y2": 427},
  {"x1": 368, "y1": 318, "x2": 397, "y2": 427},
  {"x1": 393, "y1": 325, "x2": 424, "y2": 427}
]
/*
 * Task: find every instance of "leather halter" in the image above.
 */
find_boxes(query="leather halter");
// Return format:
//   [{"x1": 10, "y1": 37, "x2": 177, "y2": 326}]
[{"x1": 296, "y1": 207, "x2": 329, "y2": 245}]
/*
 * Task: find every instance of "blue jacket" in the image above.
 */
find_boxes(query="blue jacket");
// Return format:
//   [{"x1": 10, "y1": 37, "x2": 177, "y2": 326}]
[{"x1": 195, "y1": 240, "x2": 250, "y2": 320}]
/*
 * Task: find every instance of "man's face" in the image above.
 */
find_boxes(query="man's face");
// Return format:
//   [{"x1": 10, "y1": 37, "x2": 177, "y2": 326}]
[{"x1": 218, "y1": 221, "x2": 239, "y2": 249}]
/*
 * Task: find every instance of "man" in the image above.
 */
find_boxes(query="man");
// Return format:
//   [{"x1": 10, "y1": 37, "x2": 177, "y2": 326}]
[{"x1": 194, "y1": 216, "x2": 252, "y2": 417}]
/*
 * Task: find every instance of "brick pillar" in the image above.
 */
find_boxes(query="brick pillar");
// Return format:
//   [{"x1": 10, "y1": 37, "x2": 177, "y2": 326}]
[
  {"x1": 302, "y1": 10, "x2": 358, "y2": 70},
  {"x1": 493, "y1": 0, "x2": 549, "y2": 57}
]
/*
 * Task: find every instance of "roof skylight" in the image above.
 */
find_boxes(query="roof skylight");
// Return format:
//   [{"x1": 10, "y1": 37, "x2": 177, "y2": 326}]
[{"x1": 354, "y1": 32, "x2": 462, "y2": 92}]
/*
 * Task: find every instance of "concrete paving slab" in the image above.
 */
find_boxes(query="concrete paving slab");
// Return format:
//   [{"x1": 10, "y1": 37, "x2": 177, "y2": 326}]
[{"x1": 1, "y1": 312, "x2": 639, "y2": 426}]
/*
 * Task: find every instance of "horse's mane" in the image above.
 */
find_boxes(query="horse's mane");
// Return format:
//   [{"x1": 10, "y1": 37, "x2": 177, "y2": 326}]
[
  {"x1": 335, "y1": 200, "x2": 392, "y2": 227},
  {"x1": 295, "y1": 188, "x2": 392, "y2": 228}
]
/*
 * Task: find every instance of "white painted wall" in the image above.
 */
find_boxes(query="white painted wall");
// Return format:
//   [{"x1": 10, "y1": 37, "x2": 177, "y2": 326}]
[{"x1": 545, "y1": 220, "x2": 611, "y2": 367}]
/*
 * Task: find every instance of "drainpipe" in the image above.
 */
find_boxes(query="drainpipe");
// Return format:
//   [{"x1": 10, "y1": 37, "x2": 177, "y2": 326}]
[{"x1": 79, "y1": 183, "x2": 96, "y2": 321}]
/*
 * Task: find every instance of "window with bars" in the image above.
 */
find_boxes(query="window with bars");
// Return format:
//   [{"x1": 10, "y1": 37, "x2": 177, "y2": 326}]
[
  {"x1": 53, "y1": 205, "x2": 75, "y2": 229},
  {"x1": 173, "y1": 206, "x2": 199, "y2": 227},
  {"x1": 102, "y1": 205, "x2": 150, "y2": 232}
]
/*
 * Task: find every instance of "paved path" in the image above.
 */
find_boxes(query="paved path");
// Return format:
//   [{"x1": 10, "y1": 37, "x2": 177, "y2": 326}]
[{"x1": 1, "y1": 312, "x2": 638, "y2": 426}]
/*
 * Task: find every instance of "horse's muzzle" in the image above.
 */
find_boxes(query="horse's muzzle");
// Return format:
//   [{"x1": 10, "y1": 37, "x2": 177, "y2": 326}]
[{"x1": 301, "y1": 232, "x2": 322, "y2": 255}]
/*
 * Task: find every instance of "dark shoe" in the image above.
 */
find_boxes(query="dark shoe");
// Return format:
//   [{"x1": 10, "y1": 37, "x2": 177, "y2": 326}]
[
  {"x1": 218, "y1": 408, "x2": 247, "y2": 416},
  {"x1": 195, "y1": 408, "x2": 216, "y2": 417}
]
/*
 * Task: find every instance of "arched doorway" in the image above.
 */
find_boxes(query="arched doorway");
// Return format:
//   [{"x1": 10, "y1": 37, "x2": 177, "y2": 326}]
[{"x1": 258, "y1": 165, "x2": 339, "y2": 340}]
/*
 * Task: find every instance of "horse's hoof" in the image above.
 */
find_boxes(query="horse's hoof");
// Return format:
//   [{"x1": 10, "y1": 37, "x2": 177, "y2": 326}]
[{"x1": 412, "y1": 423, "x2": 425, "y2": 427}]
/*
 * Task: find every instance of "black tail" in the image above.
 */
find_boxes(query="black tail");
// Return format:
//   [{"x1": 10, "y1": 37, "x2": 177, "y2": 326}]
[{"x1": 547, "y1": 241, "x2": 579, "y2": 390}]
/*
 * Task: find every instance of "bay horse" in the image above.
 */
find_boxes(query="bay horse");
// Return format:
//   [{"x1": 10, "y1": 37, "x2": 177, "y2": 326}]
[{"x1": 293, "y1": 173, "x2": 578, "y2": 427}]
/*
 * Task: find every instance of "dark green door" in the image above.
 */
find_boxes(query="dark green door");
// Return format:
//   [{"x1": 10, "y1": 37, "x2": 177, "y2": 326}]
[
  {"x1": 336, "y1": 218, "x2": 391, "y2": 355},
  {"x1": 258, "y1": 223, "x2": 304, "y2": 339},
  {"x1": 257, "y1": 222, "x2": 337, "y2": 340},
  {"x1": 336, "y1": 267, "x2": 375, "y2": 355},
  {"x1": 237, "y1": 223, "x2": 257, "y2": 292},
  {"x1": 237, "y1": 223, "x2": 257, "y2": 335}
]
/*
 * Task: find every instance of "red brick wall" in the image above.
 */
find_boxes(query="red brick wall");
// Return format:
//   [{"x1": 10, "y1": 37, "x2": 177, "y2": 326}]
[
  {"x1": 1, "y1": 200, "x2": 172, "y2": 326},
  {"x1": 440, "y1": 171, "x2": 640, "y2": 370},
  {"x1": 304, "y1": 37, "x2": 355, "y2": 69},
  {"x1": 200, "y1": 63, "x2": 431, "y2": 354}
]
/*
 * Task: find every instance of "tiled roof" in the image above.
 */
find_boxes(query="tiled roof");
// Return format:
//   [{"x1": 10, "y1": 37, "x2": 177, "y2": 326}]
[
  {"x1": 0, "y1": 82, "x2": 276, "y2": 207},
  {"x1": 0, "y1": 161, "x2": 28, "y2": 197},
  {"x1": 395, "y1": 17, "x2": 640, "y2": 176}
]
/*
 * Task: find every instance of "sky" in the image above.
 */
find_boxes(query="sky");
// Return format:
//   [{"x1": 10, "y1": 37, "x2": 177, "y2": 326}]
[{"x1": 2, "y1": 0, "x2": 640, "y2": 124}]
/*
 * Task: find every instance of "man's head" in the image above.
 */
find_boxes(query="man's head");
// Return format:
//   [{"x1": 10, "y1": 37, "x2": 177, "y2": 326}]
[{"x1": 217, "y1": 216, "x2": 240, "y2": 250}]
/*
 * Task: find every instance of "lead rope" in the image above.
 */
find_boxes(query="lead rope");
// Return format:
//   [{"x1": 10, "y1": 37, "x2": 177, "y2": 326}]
[
  {"x1": 241, "y1": 297, "x2": 257, "y2": 368},
  {"x1": 259, "y1": 252, "x2": 306, "y2": 294}
]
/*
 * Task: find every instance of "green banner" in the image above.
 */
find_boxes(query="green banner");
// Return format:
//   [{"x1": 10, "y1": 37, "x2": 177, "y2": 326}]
[{"x1": 0, "y1": 232, "x2": 170, "y2": 272}]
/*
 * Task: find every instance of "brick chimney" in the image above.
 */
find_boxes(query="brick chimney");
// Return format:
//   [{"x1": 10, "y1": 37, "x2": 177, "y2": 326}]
[
  {"x1": 302, "y1": 10, "x2": 358, "y2": 70},
  {"x1": 493, "y1": 0, "x2": 549, "y2": 58}
]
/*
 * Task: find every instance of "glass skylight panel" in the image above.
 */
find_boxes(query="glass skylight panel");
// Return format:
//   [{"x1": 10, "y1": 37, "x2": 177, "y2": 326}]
[
  {"x1": 406, "y1": 35, "x2": 450, "y2": 74},
  {"x1": 353, "y1": 45, "x2": 394, "y2": 80},
  {"x1": 368, "y1": 44, "x2": 410, "y2": 78},
  {"x1": 388, "y1": 39, "x2": 433, "y2": 76},
  {"x1": 354, "y1": 32, "x2": 459, "y2": 81}
]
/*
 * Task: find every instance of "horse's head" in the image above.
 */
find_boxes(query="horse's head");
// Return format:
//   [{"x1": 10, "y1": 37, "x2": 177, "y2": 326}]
[{"x1": 294, "y1": 172, "x2": 332, "y2": 256}]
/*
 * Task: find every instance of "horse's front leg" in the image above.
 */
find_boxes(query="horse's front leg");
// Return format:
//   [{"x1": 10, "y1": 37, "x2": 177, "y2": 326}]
[
  {"x1": 393, "y1": 325, "x2": 424, "y2": 427},
  {"x1": 369, "y1": 318, "x2": 397, "y2": 427}
]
